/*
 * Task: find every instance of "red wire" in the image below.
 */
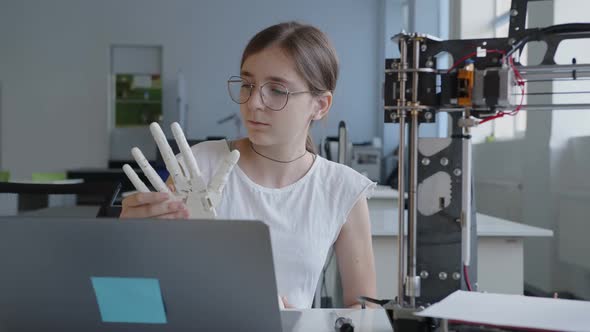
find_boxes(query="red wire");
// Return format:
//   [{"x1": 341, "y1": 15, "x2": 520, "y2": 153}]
[
  {"x1": 478, "y1": 113, "x2": 504, "y2": 124},
  {"x1": 478, "y1": 54, "x2": 525, "y2": 124},
  {"x1": 446, "y1": 51, "x2": 477, "y2": 74},
  {"x1": 463, "y1": 264, "x2": 473, "y2": 291},
  {"x1": 446, "y1": 49, "x2": 506, "y2": 74}
]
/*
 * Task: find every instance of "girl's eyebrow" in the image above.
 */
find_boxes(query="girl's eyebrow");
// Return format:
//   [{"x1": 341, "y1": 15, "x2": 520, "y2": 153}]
[
  {"x1": 266, "y1": 76, "x2": 292, "y2": 85},
  {"x1": 240, "y1": 70, "x2": 253, "y2": 78},
  {"x1": 240, "y1": 71, "x2": 293, "y2": 85}
]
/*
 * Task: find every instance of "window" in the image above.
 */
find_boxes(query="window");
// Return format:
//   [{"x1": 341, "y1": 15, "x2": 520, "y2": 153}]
[
  {"x1": 470, "y1": 0, "x2": 527, "y2": 144},
  {"x1": 109, "y1": 45, "x2": 163, "y2": 161},
  {"x1": 111, "y1": 46, "x2": 163, "y2": 128},
  {"x1": 114, "y1": 74, "x2": 162, "y2": 127}
]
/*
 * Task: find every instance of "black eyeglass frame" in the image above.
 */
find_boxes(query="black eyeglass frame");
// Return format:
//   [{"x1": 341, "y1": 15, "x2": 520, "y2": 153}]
[{"x1": 227, "y1": 75, "x2": 327, "y2": 111}]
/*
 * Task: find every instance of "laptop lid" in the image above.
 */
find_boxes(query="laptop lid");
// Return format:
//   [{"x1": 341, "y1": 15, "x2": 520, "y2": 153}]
[{"x1": 0, "y1": 217, "x2": 283, "y2": 331}]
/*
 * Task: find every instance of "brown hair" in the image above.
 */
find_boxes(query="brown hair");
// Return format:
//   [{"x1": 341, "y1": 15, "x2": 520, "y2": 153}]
[{"x1": 240, "y1": 22, "x2": 339, "y2": 153}]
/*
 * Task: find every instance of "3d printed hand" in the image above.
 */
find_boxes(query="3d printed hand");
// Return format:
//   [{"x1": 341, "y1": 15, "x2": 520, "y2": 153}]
[{"x1": 122, "y1": 122, "x2": 240, "y2": 218}]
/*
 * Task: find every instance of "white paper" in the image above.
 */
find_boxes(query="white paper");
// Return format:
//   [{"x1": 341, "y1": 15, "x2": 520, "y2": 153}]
[
  {"x1": 415, "y1": 290, "x2": 590, "y2": 332},
  {"x1": 476, "y1": 47, "x2": 487, "y2": 57}
]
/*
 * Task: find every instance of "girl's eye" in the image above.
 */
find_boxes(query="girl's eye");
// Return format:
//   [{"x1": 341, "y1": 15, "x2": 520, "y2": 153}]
[{"x1": 271, "y1": 88, "x2": 288, "y2": 95}]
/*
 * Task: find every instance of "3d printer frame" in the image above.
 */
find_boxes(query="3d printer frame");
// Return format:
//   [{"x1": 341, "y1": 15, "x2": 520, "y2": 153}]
[{"x1": 376, "y1": 0, "x2": 590, "y2": 330}]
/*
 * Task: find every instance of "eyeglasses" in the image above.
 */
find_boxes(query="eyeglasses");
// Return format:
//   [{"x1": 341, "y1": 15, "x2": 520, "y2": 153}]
[{"x1": 227, "y1": 76, "x2": 316, "y2": 111}]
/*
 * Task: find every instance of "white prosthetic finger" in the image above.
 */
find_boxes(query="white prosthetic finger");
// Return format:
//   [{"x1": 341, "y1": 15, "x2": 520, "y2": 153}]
[
  {"x1": 209, "y1": 150, "x2": 240, "y2": 193},
  {"x1": 122, "y1": 164, "x2": 150, "y2": 193},
  {"x1": 176, "y1": 155, "x2": 189, "y2": 178},
  {"x1": 207, "y1": 150, "x2": 240, "y2": 206},
  {"x1": 149, "y1": 122, "x2": 189, "y2": 192},
  {"x1": 171, "y1": 122, "x2": 201, "y2": 180},
  {"x1": 131, "y1": 147, "x2": 170, "y2": 193}
]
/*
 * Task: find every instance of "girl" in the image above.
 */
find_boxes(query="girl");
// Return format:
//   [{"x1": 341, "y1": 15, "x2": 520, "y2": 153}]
[{"x1": 121, "y1": 21, "x2": 377, "y2": 309}]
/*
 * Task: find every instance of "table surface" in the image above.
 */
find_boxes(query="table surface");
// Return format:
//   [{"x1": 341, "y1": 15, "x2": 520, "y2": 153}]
[
  {"x1": 372, "y1": 185, "x2": 403, "y2": 199},
  {"x1": 19, "y1": 205, "x2": 101, "y2": 217},
  {"x1": 287, "y1": 308, "x2": 392, "y2": 332},
  {"x1": 369, "y1": 207, "x2": 553, "y2": 238},
  {"x1": 9, "y1": 179, "x2": 84, "y2": 184}
]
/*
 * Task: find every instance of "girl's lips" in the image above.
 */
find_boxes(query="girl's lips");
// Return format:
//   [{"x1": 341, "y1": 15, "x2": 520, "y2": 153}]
[{"x1": 248, "y1": 120, "x2": 270, "y2": 126}]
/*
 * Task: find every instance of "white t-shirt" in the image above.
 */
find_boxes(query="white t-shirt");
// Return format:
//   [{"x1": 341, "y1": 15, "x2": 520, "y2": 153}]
[{"x1": 190, "y1": 140, "x2": 375, "y2": 308}]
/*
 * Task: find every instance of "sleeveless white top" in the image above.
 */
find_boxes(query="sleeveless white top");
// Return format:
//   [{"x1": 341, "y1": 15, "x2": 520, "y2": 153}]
[{"x1": 190, "y1": 140, "x2": 375, "y2": 308}]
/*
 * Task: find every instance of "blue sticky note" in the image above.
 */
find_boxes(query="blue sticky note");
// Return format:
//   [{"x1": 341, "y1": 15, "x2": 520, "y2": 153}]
[{"x1": 91, "y1": 277, "x2": 167, "y2": 324}]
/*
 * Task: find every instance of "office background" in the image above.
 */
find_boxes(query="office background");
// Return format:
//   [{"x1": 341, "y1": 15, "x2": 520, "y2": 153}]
[{"x1": 0, "y1": 0, "x2": 589, "y2": 302}]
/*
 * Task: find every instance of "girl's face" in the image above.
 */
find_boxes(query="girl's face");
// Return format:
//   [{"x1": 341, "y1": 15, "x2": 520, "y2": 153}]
[{"x1": 239, "y1": 46, "x2": 329, "y2": 147}]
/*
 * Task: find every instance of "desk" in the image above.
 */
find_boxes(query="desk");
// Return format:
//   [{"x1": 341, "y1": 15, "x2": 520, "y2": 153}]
[
  {"x1": 288, "y1": 308, "x2": 391, "y2": 331},
  {"x1": 0, "y1": 179, "x2": 84, "y2": 216},
  {"x1": 67, "y1": 167, "x2": 153, "y2": 194},
  {"x1": 19, "y1": 205, "x2": 100, "y2": 217},
  {"x1": 368, "y1": 185, "x2": 553, "y2": 299}
]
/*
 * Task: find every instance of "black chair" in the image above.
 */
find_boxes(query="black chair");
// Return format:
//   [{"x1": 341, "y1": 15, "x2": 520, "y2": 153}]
[
  {"x1": 0, "y1": 181, "x2": 121, "y2": 217},
  {"x1": 96, "y1": 205, "x2": 122, "y2": 218}
]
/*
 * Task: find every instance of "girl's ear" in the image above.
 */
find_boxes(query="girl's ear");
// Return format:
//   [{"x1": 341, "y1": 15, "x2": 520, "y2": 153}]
[{"x1": 313, "y1": 91, "x2": 332, "y2": 120}]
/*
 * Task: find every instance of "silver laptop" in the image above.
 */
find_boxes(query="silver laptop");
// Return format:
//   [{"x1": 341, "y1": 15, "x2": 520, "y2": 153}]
[{"x1": 0, "y1": 217, "x2": 300, "y2": 331}]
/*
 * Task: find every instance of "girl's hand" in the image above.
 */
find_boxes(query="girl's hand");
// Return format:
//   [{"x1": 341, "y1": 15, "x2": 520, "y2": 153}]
[{"x1": 120, "y1": 191, "x2": 189, "y2": 219}]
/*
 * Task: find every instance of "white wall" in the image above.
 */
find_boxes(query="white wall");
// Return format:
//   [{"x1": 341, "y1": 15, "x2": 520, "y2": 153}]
[
  {"x1": 0, "y1": 0, "x2": 382, "y2": 178},
  {"x1": 548, "y1": 0, "x2": 590, "y2": 299},
  {"x1": 470, "y1": 0, "x2": 590, "y2": 299},
  {"x1": 552, "y1": 137, "x2": 590, "y2": 299},
  {"x1": 381, "y1": 0, "x2": 404, "y2": 177},
  {"x1": 468, "y1": 0, "x2": 556, "y2": 295}
]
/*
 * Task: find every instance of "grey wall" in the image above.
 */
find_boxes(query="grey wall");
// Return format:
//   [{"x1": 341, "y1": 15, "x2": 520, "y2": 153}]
[
  {"x1": 381, "y1": 0, "x2": 449, "y2": 180},
  {"x1": 0, "y1": 0, "x2": 382, "y2": 178},
  {"x1": 0, "y1": 81, "x2": 2, "y2": 169}
]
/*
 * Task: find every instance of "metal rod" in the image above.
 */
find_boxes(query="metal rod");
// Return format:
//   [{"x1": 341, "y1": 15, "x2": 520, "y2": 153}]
[
  {"x1": 521, "y1": 72, "x2": 590, "y2": 80},
  {"x1": 437, "y1": 103, "x2": 590, "y2": 112},
  {"x1": 513, "y1": 91, "x2": 590, "y2": 96},
  {"x1": 385, "y1": 105, "x2": 431, "y2": 111},
  {"x1": 411, "y1": 40, "x2": 420, "y2": 107},
  {"x1": 397, "y1": 113, "x2": 407, "y2": 306},
  {"x1": 408, "y1": 118, "x2": 419, "y2": 307},
  {"x1": 461, "y1": 124, "x2": 472, "y2": 271},
  {"x1": 385, "y1": 68, "x2": 437, "y2": 74},
  {"x1": 407, "y1": 37, "x2": 420, "y2": 308},
  {"x1": 468, "y1": 104, "x2": 590, "y2": 112},
  {"x1": 516, "y1": 64, "x2": 590, "y2": 73},
  {"x1": 516, "y1": 103, "x2": 590, "y2": 111},
  {"x1": 524, "y1": 78, "x2": 590, "y2": 83},
  {"x1": 397, "y1": 37, "x2": 407, "y2": 306}
]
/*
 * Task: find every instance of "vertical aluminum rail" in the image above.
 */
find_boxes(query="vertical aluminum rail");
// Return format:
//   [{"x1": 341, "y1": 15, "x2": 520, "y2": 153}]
[
  {"x1": 407, "y1": 37, "x2": 421, "y2": 307},
  {"x1": 396, "y1": 36, "x2": 408, "y2": 305}
]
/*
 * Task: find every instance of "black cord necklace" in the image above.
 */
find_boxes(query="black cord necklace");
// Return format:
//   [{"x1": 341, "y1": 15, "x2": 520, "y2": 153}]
[{"x1": 249, "y1": 140, "x2": 308, "y2": 164}]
